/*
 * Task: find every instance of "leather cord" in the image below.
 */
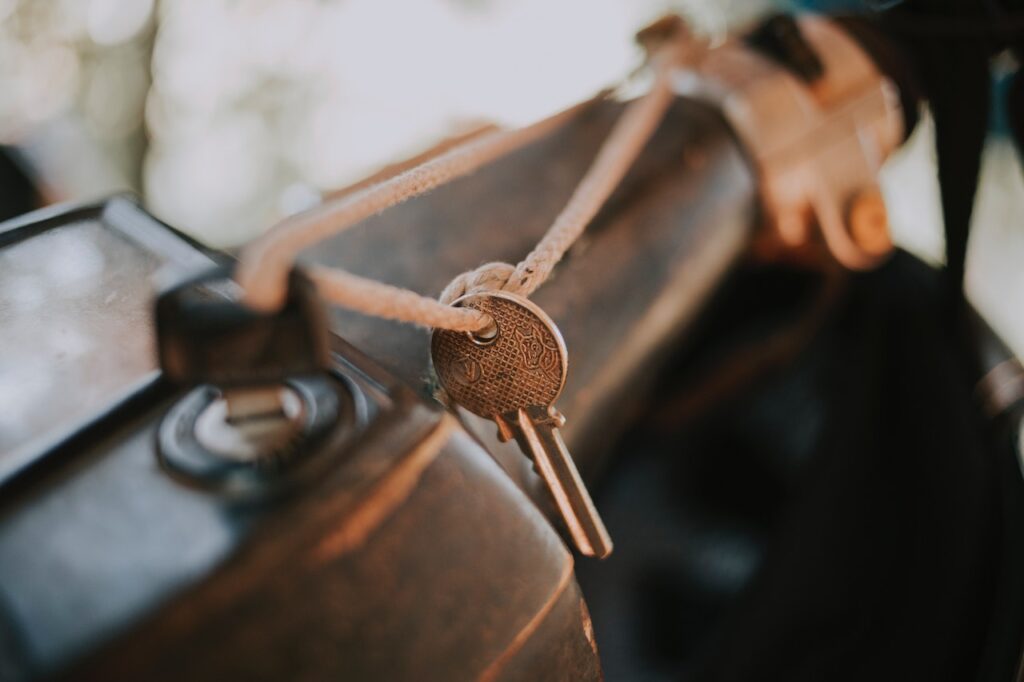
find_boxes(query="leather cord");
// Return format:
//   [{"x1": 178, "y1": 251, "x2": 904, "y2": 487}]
[{"x1": 235, "y1": 33, "x2": 697, "y2": 332}]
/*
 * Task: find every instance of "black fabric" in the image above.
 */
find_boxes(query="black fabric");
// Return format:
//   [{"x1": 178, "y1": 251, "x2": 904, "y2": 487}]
[
  {"x1": 903, "y1": 31, "x2": 990, "y2": 317},
  {"x1": 872, "y1": 0, "x2": 1024, "y2": 314},
  {"x1": 577, "y1": 253, "x2": 1024, "y2": 681},
  {"x1": 0, "y1": 148, "x2": 38, "y2": 223}
]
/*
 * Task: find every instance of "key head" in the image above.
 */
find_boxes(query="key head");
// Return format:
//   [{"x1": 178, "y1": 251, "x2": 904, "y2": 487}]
[{"x1": 431, "y1": 291, "x2": 568, "y2": 419}]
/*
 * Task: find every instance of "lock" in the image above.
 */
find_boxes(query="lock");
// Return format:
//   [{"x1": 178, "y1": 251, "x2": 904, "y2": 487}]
[{"x1": 155, "y1": 266, "x2": 354, "y2": 491}]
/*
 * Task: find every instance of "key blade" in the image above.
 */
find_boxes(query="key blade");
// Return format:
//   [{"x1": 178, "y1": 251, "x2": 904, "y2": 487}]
[{"x1": 510, "y1": 406, "x2": 613, "y2": 559}]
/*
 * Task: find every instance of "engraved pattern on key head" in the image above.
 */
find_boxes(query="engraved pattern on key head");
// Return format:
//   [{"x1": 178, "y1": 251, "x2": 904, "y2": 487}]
[{"x1": 431, "y1": 292, "x2": 568, "y2": 418}]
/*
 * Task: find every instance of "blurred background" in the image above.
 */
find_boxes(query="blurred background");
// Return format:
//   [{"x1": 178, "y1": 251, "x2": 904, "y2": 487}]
[{"x1": 0, "y1": 0, "x2": 1021, "y2": 353}]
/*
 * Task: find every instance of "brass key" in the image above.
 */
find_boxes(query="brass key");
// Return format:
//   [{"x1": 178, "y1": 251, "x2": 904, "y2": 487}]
[{"x1": 431, "y1": 291, "x2": 613, "y2": 559}]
